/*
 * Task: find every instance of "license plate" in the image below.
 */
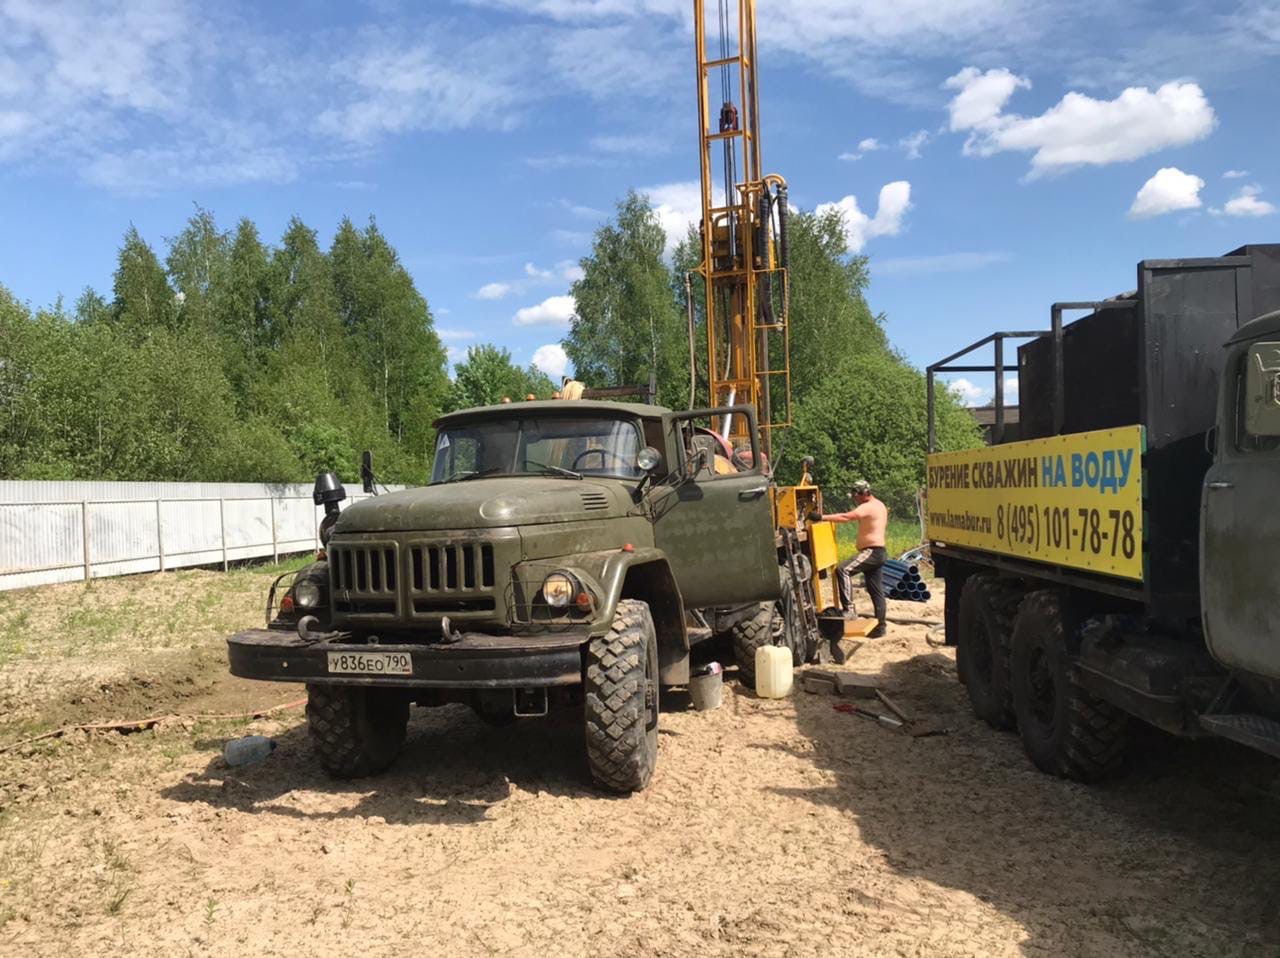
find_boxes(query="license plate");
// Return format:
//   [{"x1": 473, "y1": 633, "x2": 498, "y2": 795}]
[{"x1": 326, "y1": 651, "x2": 412, "y2": 676}]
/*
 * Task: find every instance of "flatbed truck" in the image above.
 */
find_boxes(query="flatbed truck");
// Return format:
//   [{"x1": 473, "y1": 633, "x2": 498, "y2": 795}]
[{"x1": 925, "y1": 244, "x2": 1280, "y2": 779}]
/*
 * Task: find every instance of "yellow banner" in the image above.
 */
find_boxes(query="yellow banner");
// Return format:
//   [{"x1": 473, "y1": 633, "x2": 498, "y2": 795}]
[{"x1": 926, "y1": 425, "x2": 1145, "y2": 581}]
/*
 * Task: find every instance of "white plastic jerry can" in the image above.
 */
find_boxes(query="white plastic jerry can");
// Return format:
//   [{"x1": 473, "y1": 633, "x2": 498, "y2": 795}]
[{"x1": 755, "y1": 645, "x2": 793, "y2": 698}]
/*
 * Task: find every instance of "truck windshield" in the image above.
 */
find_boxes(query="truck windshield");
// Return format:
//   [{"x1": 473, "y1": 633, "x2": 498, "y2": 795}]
[{"x1": 430, "y1": 416, "x2": 644, "y2": 483}]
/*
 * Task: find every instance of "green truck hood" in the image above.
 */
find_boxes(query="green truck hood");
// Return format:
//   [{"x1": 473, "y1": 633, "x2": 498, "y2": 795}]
[{"x1": 334, "y1": 477, "x2": 631, "y2": 532}]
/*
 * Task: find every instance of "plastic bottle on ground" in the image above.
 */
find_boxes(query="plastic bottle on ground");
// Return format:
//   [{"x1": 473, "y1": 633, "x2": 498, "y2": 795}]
[{"x1": 223, "y1": 735, "x2": 277, "y2": 767}]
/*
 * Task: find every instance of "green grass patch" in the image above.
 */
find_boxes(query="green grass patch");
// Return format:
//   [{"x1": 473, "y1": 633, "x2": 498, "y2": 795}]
[{"x1": 835, "y1": 517, "x2": 923, "y2": 562}]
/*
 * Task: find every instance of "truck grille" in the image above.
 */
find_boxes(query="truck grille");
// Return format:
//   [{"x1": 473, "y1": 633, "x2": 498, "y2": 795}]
[
  {"x1": 330, "y1": 543, "x2": 399, "y2": 616},
  {"x1": 328, "y1": 534, "x2": 512, "y2": 622},
  {"x1": 409, "y1": 542, "x2": 497, "y2": 614}
]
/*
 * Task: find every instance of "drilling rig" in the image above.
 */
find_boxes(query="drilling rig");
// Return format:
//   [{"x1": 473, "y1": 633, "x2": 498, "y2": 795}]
[{"x1": 691, "y1": 0, "x2": 847, "y2": 655}]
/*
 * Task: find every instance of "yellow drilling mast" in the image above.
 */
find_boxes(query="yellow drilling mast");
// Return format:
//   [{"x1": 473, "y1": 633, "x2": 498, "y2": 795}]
[
  {"x1": 692, "y1": 0, "x2": 845, "y2": 628},
  {"x1": 693, "y1": 0, "x2": 790, "y2": 459}
]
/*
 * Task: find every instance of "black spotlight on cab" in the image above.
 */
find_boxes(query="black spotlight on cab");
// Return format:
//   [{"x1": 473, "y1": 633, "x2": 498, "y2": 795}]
[{"x1": 313, "y1": 472, "x2": 346, "y2": 546}]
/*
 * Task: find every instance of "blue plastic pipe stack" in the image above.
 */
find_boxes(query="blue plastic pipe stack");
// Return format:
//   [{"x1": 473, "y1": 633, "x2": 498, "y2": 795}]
[{"x1": 883, "y1": 559, "x2": 931, "y2": 603}]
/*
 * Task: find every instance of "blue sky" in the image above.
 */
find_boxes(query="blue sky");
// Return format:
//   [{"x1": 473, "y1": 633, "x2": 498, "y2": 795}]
[{"x1": 1, "y1": 0, "x2": 1277, "y2": 403}]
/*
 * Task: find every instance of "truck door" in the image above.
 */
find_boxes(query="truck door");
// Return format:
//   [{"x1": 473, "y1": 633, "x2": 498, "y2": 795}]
[
  {"x1": 1202, "y1": 340, "x2": 1280, "y2": 677},
  {"x1": 652, "y1": 407, "x2": 780, "y2": 609}
]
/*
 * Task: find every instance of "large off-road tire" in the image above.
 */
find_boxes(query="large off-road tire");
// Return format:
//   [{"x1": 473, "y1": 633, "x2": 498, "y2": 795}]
[
  {"x1": 305, "y1": 684, "x2": 409, "y2": 779},
  {"x1": 1010, "y1": 590, "x2": 1128, "y2": 782},
  {"x1": 733, "y1": 568, "x2": 807, "y2": 685},
  {"x1": 585, "y1": 599, "x2": 659, "y2": 793},
  {"x1": 956, "y1": 574, "x2": 1020, "y2": 730}
]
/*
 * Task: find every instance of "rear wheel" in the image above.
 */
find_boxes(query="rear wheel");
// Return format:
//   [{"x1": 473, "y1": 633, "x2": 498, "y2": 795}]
[
  {"x1": 734, "y1": 567, "x2": 808, "y2": 684},
  {"x1": 1010, "y1": 590, "x2": 1128, "y2": 781},
  {"x1": 305, "y1": 684, "x2": 409, "y2": 779},
  {"x1": 585, "y1": 599, "x2": 659, "y2": 793},
  {"x1": 956, "y1": 574, "x2": 1020, "y2": 730}
]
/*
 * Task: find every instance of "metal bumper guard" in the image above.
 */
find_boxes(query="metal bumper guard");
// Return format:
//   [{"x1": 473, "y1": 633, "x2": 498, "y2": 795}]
[{"x1": 227, "y1": 628, "x2": 586, "y2": 688}]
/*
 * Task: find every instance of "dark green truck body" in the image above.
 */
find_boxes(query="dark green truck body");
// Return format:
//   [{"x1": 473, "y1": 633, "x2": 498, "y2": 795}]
[{"x1": 227, "y1": 399, "x2": 781, "y2": 788}]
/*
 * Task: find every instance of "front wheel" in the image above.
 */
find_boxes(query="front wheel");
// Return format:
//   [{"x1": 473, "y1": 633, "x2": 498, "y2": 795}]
[
  {"x1": 1010, "y1": 590, "x2": 1128, "y2": 781},
  {"x1": 585, "y1": 599, "x2": 659, "y2": 793},
  {"x1": 305, "y1": 684, "x2": 409, "y2": 779}
]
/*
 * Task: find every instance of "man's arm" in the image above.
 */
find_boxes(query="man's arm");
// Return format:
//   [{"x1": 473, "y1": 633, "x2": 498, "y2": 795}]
[{"x1": 811, "y1": 508, "x2": 859, "y2": 523}]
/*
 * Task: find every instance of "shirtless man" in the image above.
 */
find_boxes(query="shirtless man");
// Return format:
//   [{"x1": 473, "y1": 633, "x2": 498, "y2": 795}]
[{"x1": 811, "y1": 480, "x2": 889, "y2": 638}]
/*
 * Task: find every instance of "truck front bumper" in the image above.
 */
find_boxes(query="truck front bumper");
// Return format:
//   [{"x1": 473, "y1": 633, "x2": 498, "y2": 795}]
[{"x1": 227, "y1": 628, "x2": 586, "y2": 689}]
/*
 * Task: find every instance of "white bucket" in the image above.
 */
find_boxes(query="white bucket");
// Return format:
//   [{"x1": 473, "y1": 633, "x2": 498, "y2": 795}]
[{"x1": 689, "y1": 670, "x2": 724, "y2": 711}]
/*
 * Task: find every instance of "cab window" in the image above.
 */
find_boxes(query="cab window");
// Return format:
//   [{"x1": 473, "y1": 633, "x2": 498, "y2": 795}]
[
  {"x1": 674, "y1": 409, "x2": 761, "y2": 480},
  {"x1": 1237, "y1": 343, "x2": 1280, "y2": 454}
]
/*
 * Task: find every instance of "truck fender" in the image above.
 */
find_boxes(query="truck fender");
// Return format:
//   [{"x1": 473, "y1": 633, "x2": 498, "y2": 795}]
[{"x1": 592, "y1": 548, "x2": 690, "y2": 685}]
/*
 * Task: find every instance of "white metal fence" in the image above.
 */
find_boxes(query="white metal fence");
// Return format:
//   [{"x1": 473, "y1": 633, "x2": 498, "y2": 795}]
[{"x1": 0, "y1": 480, "x2": 401, "y2": 592}]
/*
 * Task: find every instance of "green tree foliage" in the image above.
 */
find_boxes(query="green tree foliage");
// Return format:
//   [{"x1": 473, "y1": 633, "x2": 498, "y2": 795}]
[
  {"x1": 0, "y1": 210, "x2": 451, "y2": 484},
  {"x1": 781, "y1": 351, "x2": 981, "y2": 514},
  {"x1": 589, "y1": 191, "x2": 981, "y2": 515},
  {"x1": 111, "y1": 226, "x2": 178, "y2": 333},
  {"x1": 448, "y1": 345, "x2": 555, "y2": 411},
  {"x1": 566, "y1": 191, "x2": 689, "y2": 408}
]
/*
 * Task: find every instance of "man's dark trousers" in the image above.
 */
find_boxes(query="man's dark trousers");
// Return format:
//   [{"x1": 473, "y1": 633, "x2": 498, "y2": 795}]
[{"x1": 837, "y1": 547, "x2": 887, "y2": 625}]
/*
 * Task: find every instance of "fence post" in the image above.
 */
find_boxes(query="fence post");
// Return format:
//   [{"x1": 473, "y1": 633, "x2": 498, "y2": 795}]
[
  {"x1": 81, "y1": 500, "x2": 91, "y2": 583},
  {"x1": 155, "y1": 498, "x2": 165, "y2": 572},
  {"x1": 270, "y1": 497, "x2": 278, "y2": 563},
  {"x1": 219, "y1": 497, "x2": 228, "y2": 572}
]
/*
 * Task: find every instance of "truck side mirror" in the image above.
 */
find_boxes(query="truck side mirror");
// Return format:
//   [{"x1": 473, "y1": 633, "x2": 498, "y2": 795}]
[{"x1": 360, "y1": 450, "x2": 375, "y2": 494}]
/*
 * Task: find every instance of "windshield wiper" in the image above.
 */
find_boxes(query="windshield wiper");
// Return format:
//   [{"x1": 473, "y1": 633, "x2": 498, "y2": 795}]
[
  {"x1": 526, "y1": 462, "x2": 584, "y2": 480},
  {"x1": 432, "y1": 466, "x2": 508, "y2": 485}
]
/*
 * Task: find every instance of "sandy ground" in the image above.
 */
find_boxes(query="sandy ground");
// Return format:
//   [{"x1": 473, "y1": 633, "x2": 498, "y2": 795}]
[{"x1": 1, "y1": 573, "x2": 1279, "y2": 957}]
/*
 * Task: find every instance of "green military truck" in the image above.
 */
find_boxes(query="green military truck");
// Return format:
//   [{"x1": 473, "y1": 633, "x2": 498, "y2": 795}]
[
  {"x1": 925, "y1": 244, "x2": 1280, "y2": 780},
  {"x1": 228, "y1": 400, "x2": 791, "y2": 792}
]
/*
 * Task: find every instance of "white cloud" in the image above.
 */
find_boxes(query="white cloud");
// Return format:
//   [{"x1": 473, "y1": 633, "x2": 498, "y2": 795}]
[
  {"x1": 1129, "y1": 167, "x2": 1204, "y2": 219},
  {"x1": 476, "y1": 282, "x2": 513, "y2": 300},
  {"x1": 557, "y1": 260, "x2": 585, "y2": 282},
  {"x1": 839, "y1": 136, "x2": 886, "y2": 162},
  {"x1": 81, "y1": 144, "x2": 299, "y2": 192},
  {"x1": 524, "y1": 262, "x2": 553, "y2": 279},
  {"x1": 1003, "y1": 376, "x2": 1019, "y2": 400},
  {"x1": 641, "y1": 181, "x2": 702, "y2": 255},
  {"x1": 514, "y1": 294, "x2": 576, "y2": 328},
  {"x1": 1219, "y1": 184, "x2": 1277, "y2": 218},
  {"x1": 315, "y1": 35, "x2": 525, "y2": 143},
  {"x1": 589, "y1": 132, "x2": 672, "y2": 154},
  {"x1": 948, "y1": 378, "x2": 987, "y2": 405},
  {"x1": 899, "y1": 129, "x2": 931, "y2": 160},
  {"x1": 876, "y1": 251, "x2": 1011, "y2": 277},
  {"x1": 815, "y1": 181, "x2": 912, "y2": 253},
  {"x1": 560, "y1": 199, "x2": 603, "y2": 218},
  {"x1": 1224, "y1": 169, "x2": 1250, "y2": 179},
  {"x1": 552, "y1": 228, "x2": 592, "y2": 246},
  {"x1": 437, "y1": 327, "x2": 476, "y2": 342},
  {"x1": 944, "y1": 67, "x2": 1030, "y2": 131},
  {"x1": 945, "y1": 68, "x2": 1217, "y2": 176},
  {"x1": 532, "y1": 343, "x2": 570, "y2": 379}
]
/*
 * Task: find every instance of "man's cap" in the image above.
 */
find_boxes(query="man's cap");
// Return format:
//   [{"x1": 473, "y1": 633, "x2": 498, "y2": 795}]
[{"x1": 851, "y1": 480, "x2": 872, "y2": 497}]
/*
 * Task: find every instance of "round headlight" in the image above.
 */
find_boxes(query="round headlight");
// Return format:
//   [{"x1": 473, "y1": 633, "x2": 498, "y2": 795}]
[
  {"x1": 294, "y1": 579, "x2": 323, "y2": 610},
  {"x1": 636, "y1": 446, "x2": 661, "y2": 473},
  {"x1": 542, "y1": 571, "x2": 577, "y2": 608}
]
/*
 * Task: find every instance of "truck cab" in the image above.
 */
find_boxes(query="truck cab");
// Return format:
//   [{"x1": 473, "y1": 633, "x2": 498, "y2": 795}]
[
  {"x1": 227, "y1": 399, "x2": 780, "y2": 792},
  {"x1": 1202, "y1": 311, "x2": 1280, "y2": 693}
]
